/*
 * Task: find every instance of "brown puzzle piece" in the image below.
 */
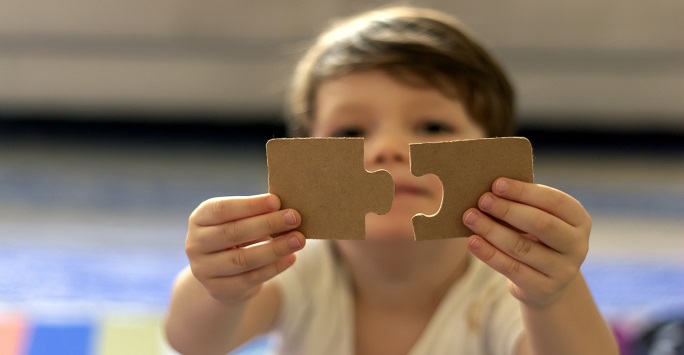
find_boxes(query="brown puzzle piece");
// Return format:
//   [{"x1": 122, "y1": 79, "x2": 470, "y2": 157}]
[
  {"x1": 266, "y1": 138, "x2": 394, "y2": 240},
  {"x1": 266, "y1": 137, "x2": 533, "y2": 241},
  {"x1": 410, "y1": 137, "x2": 534, "y2": 241}
]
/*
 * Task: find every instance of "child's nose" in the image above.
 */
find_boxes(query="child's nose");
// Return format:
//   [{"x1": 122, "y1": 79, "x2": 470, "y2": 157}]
[{"x1": 365, "y1": 133, "x2": 409, "y2": 166}]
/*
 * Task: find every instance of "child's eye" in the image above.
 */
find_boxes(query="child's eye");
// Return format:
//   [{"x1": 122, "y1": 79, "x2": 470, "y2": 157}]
[
  {"x1": 331, "y1": 127, "x2": 365, "y2": 137},
  {"x1": 416, "y1": 120, "x2": 455, "y2": 135}
]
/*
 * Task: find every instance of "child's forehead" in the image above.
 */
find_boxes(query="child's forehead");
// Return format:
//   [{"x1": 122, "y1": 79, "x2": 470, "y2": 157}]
[{"x1": 316, "y1": 71, "x2": 463, "y2": 108}]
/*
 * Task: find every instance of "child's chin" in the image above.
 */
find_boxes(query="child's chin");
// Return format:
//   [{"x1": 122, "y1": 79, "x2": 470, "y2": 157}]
[
  {"x1": 364, "y1": 233, "x2": 415, "y2": 242},
  {"x1": 365, "y1": 210, "x2": 419, "y2": 241},
  {"x1": 364, "y1": 221, "x2": 416, "y2": 241}
]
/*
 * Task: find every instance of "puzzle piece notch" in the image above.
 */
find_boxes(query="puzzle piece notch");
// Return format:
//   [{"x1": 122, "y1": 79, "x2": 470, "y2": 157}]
[
  {"x1": 410, "y1": 137, "x2": 534, "y2": 241},
  {"x1": 266, "y1": 138, "x2": 394, "y2": 240}
]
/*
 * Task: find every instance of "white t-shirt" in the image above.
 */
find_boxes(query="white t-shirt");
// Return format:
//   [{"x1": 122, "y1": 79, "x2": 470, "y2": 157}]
[{"x1": 272, "y1": 240, "x2": 524, "y2": 355}]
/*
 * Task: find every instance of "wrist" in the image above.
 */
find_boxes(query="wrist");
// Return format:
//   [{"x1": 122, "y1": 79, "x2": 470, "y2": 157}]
[{"x1": 518, "y1": 273, "x2": 580, "y2": 311}]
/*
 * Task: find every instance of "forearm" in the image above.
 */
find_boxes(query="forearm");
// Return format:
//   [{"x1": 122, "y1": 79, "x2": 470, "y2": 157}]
[
  {"x1": 164, "y1": 266, "x2": 249, "y2": 355},
  {"x1": 518, "y1": 272, "x2": 618, "y2": 355}
]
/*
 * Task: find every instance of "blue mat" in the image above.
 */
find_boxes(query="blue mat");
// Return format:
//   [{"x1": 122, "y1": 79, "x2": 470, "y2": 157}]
[{"x1": 1, "y1": 245, "x2": 682, "y2": 354}]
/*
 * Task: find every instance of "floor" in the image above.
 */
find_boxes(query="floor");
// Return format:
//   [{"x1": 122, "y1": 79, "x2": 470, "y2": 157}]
[{"x1": 0, "y1": 135, "x2": 682, "y2": 354}]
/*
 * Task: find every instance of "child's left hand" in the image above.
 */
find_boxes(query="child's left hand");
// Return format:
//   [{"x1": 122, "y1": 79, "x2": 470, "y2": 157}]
[{"x1": 462, "y1": 177, "x2": 592, "y2": 308}]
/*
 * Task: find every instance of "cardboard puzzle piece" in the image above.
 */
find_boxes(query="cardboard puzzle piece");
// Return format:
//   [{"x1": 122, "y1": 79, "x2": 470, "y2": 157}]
[
  {"x1": 266, "y1": 138, "x2": 394, "y2": 240},
  {"x1": 410, "y1": 137, "x2": 534, "y2": 241},
  {"x1": 266, "y1": 137, "x2": 533, "y2": 241}
]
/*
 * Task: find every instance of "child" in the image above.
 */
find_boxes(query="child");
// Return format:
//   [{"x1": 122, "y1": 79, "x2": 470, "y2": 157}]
[{"x1": 164, "y1": 6, "x2": 618, "y2": 355}]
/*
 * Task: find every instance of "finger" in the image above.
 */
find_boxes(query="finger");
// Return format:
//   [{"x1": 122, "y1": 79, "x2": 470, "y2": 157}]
[
  {"x1": 476, "y1": 192, "x2": 580, "y2": 253},
  {"x1": 466, "y1": 234, "x2": 554, "y2": 302},
  {"x1": 235, "y1": 236, "x2": 271, "y2": 249},
  {"x1": 492, "y1": 178, "x2": 590, "y2": 228},
  {"x1": 194, "y1": 231, "x2": 305, "y2": 278},
  {"x1": 189, "y1": 208, "x2": 301, "y2": 253},
  {"x1": 463, "y1": 208, "x2": 560, "y2": 276},
  {"x1": 204, "y1": 253, "x2": 298, "y2": 303},
  {"x1": 190, "y1": 194, "x2": 281, "y2": 226}
]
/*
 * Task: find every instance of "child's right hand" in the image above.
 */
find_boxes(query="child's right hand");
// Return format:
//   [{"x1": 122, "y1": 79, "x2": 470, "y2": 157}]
[{"x1": 185, "y1": 193, "x2": 305, "y2": 305}]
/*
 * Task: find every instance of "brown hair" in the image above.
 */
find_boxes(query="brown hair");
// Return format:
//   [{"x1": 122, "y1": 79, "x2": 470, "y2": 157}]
[{"x1": 286, "y1": 6, "x2": 515, "y2": 138}]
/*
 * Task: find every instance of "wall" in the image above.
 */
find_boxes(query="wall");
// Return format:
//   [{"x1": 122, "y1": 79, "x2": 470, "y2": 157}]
[{"x1": 0, "y1": 0, "x2": 682, "y2": 128}]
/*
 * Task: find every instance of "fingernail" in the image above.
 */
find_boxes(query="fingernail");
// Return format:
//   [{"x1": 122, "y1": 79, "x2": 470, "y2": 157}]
[
  {"x1": 480, "y1": 194, "x2": 494, "y2": 210},
  {"x1": 464, "y1": 211, "x2": 478, "y2": 225},
  {"x1": 284, "y1": 210, "x2": 298, "y2": 225},
  {"x1": 469, "y1": 236, "x2": 481, "y2": 250},
  {"x1": 288, "y1": 235, "x2": 302, "y2": 250},
  {"x1": 495, "y1": 178, "x2": 508, "y2": 194},
  {"x1": 266, "y1": 194, "x2": 279, "y2": 210}
]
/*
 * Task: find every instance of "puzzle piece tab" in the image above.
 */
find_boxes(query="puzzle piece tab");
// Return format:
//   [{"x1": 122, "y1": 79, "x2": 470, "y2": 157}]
[
  {"x1": 266, "y1": 138, "x2": 394, "y2": 240},
  {"x1": 410, "y1": 137, "x2": 534, "y2": 241}
]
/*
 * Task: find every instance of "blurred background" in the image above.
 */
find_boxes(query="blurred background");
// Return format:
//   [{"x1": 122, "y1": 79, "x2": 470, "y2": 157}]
[{"x1": 0, "y1": 0, "x2": 682, "y2": 354}]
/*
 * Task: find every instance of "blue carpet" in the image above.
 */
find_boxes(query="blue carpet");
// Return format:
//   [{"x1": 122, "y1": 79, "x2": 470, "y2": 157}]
[
  {"x1": 1, "y1": 245, "x2": 683, "y2": 352},
  {"x1": 2, "y1": 245, "x2": 682, "y2": 315}
]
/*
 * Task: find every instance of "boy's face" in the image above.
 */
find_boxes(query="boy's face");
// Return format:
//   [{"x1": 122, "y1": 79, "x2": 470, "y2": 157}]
[{"x1": 312, "y1": 70, "x2": 486, "y2": 241}]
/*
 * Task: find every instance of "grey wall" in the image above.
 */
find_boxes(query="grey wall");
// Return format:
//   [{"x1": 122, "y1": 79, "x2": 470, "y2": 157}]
[{"x1": 1, "y1": 0, "x2": 682, "y2": 129}]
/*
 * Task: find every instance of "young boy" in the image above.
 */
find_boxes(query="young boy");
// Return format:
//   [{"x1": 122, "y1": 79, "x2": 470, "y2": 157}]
[{"x1": 164, "y1": 6, "x2": 619, "y2": 355}]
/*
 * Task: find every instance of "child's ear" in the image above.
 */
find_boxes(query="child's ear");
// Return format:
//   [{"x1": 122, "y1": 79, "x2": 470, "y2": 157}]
[{"x1": 409, "y1": 138, "x2": 534, "y2": 241}]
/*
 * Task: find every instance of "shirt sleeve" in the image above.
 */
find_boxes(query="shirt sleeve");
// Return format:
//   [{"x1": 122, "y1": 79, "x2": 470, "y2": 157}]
[
  {"x1": 270, "y1": 240, "x2": 331, "y2": 339},
  {"x1": 271, "y1": 242, "x2": 313, "y2": 335},
  {"x1": 485, "y1": 289, "x2": 525, "y2": 355}
]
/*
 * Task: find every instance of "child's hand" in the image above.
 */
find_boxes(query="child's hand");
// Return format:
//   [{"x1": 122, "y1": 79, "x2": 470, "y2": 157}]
[
  {"x1": 462, "y1": 178, "x2": 591, "y2": 307},
  {"x1": 185, "y1": 194, "x2": 305, "y2": 304}
]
